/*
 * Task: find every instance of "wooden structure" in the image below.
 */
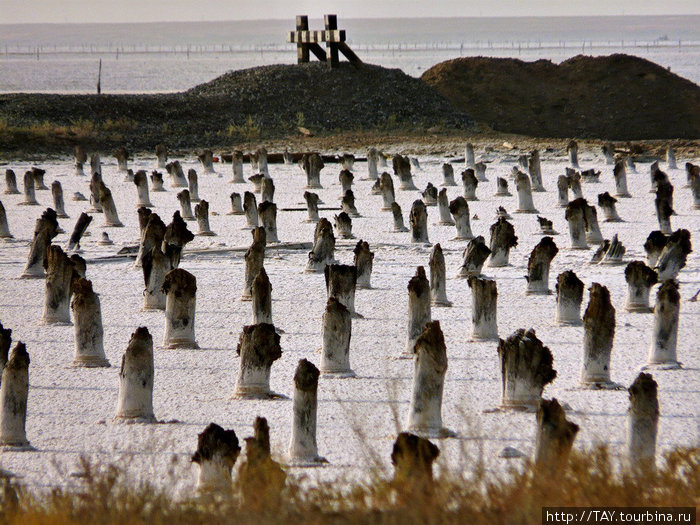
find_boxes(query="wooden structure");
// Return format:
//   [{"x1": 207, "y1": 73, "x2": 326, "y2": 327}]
[{"x1": 287, "y1": 15, "x2": 362, "y2": 68}]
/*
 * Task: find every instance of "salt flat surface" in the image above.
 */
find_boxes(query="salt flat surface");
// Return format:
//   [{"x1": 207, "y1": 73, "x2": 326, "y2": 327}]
[{"x1": 0, "y1": 150, "x2": 697, "y2": 493}]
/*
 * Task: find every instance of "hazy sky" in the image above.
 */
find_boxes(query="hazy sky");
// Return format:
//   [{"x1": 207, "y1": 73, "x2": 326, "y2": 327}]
[{"x1": 2, "y1": 0, "x2": 699, "y2": 24}]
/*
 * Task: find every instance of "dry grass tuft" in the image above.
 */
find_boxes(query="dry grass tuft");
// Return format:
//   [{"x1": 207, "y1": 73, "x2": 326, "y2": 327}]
[{"x1": 0, "y1": 445, "x2": 696, "y2": 524}]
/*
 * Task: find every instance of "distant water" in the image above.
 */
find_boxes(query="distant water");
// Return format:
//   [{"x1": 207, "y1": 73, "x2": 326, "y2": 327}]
[{"x1": 1, "y1": 16, "x2": 698, "y2": 93}]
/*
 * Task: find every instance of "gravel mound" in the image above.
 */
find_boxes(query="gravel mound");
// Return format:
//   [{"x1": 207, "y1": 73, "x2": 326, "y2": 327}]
[
  {"x1": 421, "y1": 54, "x2": 700, "y2": 140},
  {"x1": 188, "y1": 62, "x2": 473, "y2": 130}
]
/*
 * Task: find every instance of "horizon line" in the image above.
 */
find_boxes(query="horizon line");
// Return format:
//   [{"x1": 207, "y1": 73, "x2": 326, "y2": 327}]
[{"x1": 2, "y1": 13, "x2": 700, "y2": 27}]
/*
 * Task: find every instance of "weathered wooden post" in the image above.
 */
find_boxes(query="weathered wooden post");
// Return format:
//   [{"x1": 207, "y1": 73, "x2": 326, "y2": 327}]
[
  {"x1": 498, "y1": 328, "x2": 556, "y2": 410},
  {"x1": 165, "y1": 160, "x2": 188, "y2": 188},
  {"x1": 487, "y1": 217, "x2": 518, "y2": 267},
  {"x1": 514, "y1": 169, "x2": 538, "y2": 213},
  {"x1": 302, "y1": 153, "x2": 324, "y2": 189},
  {"x1": 233, "y1": 323, "x2": 282, "y2": 399},
  {"x1": 366, "y1": 147, "x2": 379, "y2": 181},
  {"x1": 613, "y1": 159, "x2": 631, "y2": 197},
  {"x1": 230, "y1": 149, "x2": 245, "y2": 183},
  {"x1": 325, "y1": 264, "x2": 360, "y2": 318},
  {"x1": 534, "y1": 398, "x2": 579, "y2": 473},
  {"x1": 188, "y1": 169, "x2": 201, "y2": 202},
  {"x1": 303, "y1": 191, "x2": 319, "y2": 223},
  {"x1": 41, "y1": 245, "x2": 75, "y2": 325},
  {"x1": 261, "y1": 177, "x2": 275, "y2": 204},
  {"x1": 341, "y1": 189, "x2": 360, "y2": 217},
  {"x1": 258, "y1": 201, "x2": 279, "y2": 243},
  {"x1": 441, "y1": 163, "x2": 456, "y2": 187},
  {"x1": 67, "y1": 212, "x2": 92, "y2": 252},
  {"x1": 251, "y1": 267, "x2": 273, "y2": 326},
  {"x1": 644, "y1": 231, "x2": 667, "y2": 268},
  {"x1": 461, "y1": 169, "x2": 478, "y2": 201},
  {"x1": 51, "y1": 181, "x2": 69, "y2": 218},
  {"x1": 74, "y1": 146, "x2": 88, "y2": 176},
  {"x1": 528, "y1": 149, "x2": 545, "y2": 191},
  {"x1": 525, "y1": 237, "x2": 558, "y2": 295},
  {"x1": 465, "y1": 143, "x2": 475, "y2": 168},
  {"x1": 134, "y1": 170, "x2": 153, "y2": 208},
  {"x1": 449, "y1": 196, "x2": 473, "y2": 240},
  {"x1": 98, "y1": 181, "x2": 123, "y2": 227},
  {"x1": 21, "y1": 208, "x2": 59, "y2": 278},
  {"x1": 405, "y1": 266, "x2": 431, "y2": 356},
  {"x1": 436, "y1": 188, "x2": 454, "y2": 225},
  {"x1": 406, "y1": 321, "x2": 454, "y2": 438},
  {"x1": 287, "y1": 359, "x2": 327, "y2": 464},
  {"x1": 666, "y1": 145, "x2": 677, "y2": 170},
  {"x1": 114, "y1": 327, "x2": 156, "y2": 423},
  {"x1": 162, "y1": 268, "x2": 199, "y2": 349},
  {"x1": 238, "y1": 417, "x2": 286, "y2": 507},
  {"x1": 555, "y1": 270, "x2": 584, "y2": 325},
  {"x1": 410, "y1": 200, "x2": 429, "y2": 243},
  {"x1": 391, "y1": 202, "x2": 409, "y2": 232},
  {"x1": 393, "y1": 155, "x2": 417, "y2": 191},
  {"x1": 626, "y1": 373, "x2": 658, "y2": 472},
  {"x1": 155, "y1": 144, "x2": 167, "y2": 169},
  {"x1": 597, "y1": 192, "x2": 622, "y2": 222},
  {"x1": 0, "y1": 201, "x2": 13, "y2": 239},
  {"x1": 177, "y1": 189, "x2": 195, "y2": 221},
  {"x1": 242, "y1": 191, "x2": 258, "y2": 230},
  {"x1": 4, "y1": 169, "x2": 19, "y2": 195},
  {"x1": 602, "y1": 143, "x2": 615, "y2": 164},
  {"x1": 624, "y1": 261, "x2": 657, "y2": 312},
  {"x1": 114, "y1": 146, "x2": 129, "y2": 173},
  {"x1": 556, "y1": 175, "x2": 569, "y2": 207},
  {"x1": 422, "y1": 183, "x2": 438, "y2": 207},
  {"x1": 580, "y1": 283, "x2": 619, "y2": 388},
  {"x1": 646, "y1": 280, "x2": 681, "y2": 368},
  {"x1": 0, "y1": 342, "x2": 31, "y2": 449},
  {"x1": 537, "y1": 216, "x2": 558, "y2": 235},
  {"x1": 391, "y1": 432, "x2": 439, "y2": 495},
  {"x1": 192, "y1": 423, "x2": 240, "y2": 494},
  {"x1": 565, "y1": 198, "x2": 589, "y2": 250},
  {"x1": 353, "y1": 239, "x2": 373, "y2": 289},
  {"x1": 0, "y1": 322, "x2": 10, "y2": 378},
  {"x1": 198, "y1": 149, "x2": 216, "y2": 174},
  {"x1": 655, "y1": 229, "x2": 692, "y2": 281},
  {"x1": 429, "y1": 244, "x2": 451, "y2": 307},
  {"x1": 31, "y1": 167, "x2": 48, "y2": 191},
  {"x1": 194, "y1": 200, "x2": 216, "y2": 236},
  {"x1": 567, "y1": 140, "x2": 580, "y2": 169},
  {"x1": 334, "y1": 212, "x2": 354, "y2": 239},
  {"x1": 655, "y1": 177, "x2": 674, "y2": 234},
  {"x1": 457, "y1": 236, "x2": 490, "y2": 278},
  {"x1": 496, "y1": 177, "x2": 511, "y2": 197},
  {"x1": 321, "y1": 297, "x2": 354, "y2": 377},
  {"x1": 567, "y1": 169, "x2": 583, "y2": 199},
  {"x1": 71, "y1": 278, "x2": 110, "y2": 367},
  {"x1": 468, "y1": 276, "x2": 498, "y2": 340},
  {"x1": 241, "y1": 227, "x2": 266, "y2": 300},
  {"x1": 19, "y1": 171, "x2": 39, "y2": 206},
  {"x1": 380, "y1": 172, "x2": 396, "y2": 211},
  {"x1": 150, "y1": 170, "x2": 165, "y2": 192}
]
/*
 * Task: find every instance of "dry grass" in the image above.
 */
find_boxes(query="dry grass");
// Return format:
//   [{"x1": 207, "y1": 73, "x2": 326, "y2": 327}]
[{"x1": 0, "y1": 445, "x2": 696, "y2": 525}]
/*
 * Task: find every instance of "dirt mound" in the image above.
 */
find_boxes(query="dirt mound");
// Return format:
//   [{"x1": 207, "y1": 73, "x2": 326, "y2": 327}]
[
  {"x1": 188, "y1": 62, "x2": 473, "y2": 130},
  {"x1": 421, "y1": 54, "x2": 700, "y2": 140}
]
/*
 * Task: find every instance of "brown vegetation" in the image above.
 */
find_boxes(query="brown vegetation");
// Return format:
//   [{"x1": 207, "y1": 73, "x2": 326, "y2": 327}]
[{"x1": 0, "y1": 446, "x2": 697, "y2": 524}]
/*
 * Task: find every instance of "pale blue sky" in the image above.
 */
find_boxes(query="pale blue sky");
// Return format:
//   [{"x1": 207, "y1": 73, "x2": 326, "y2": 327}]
[{"x1": 2, "y1": 0, "x2": 699, "y2": 24}]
